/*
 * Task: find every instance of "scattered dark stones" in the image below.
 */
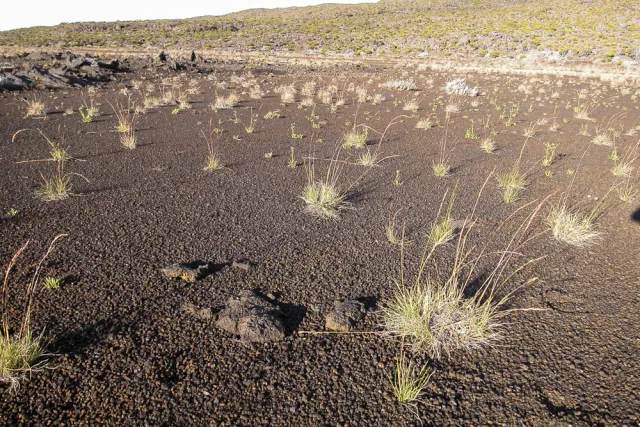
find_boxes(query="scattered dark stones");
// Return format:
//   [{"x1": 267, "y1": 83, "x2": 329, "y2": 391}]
[
  {"x1": 161, "y1": 262, "x2": 209, "y2": 282},
  {"x1": 216, "y1": 290, "x2": 286, "y2": 343},
  {"x1": 325, "y1": 298, "x2": 367, "y2": 332}
]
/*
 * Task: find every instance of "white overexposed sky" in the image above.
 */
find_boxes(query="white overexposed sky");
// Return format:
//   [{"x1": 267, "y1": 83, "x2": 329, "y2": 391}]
[{"x1": 0, "y1": 0, "x2": 378, "y2": 32}]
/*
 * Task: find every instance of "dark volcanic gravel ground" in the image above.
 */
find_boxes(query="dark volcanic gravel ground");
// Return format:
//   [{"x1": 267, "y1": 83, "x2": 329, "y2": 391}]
[{"x1": 1, "y1": 58, "x2": 639, "y2": 425}]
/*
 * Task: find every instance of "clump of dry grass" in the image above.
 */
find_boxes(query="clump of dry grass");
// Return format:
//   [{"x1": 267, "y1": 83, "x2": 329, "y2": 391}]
[
  {"x1": 354, "y1": 149, "x2": 382, "y2": 167},
  {"x1": 433, "y1": 118, "x2": 453, "y2": 177},
  {"x1": 372, "y1": 93, "x2": 385, "y2": 105},
  {"x1": 201, "y1": 118, "x2": 223, "y2": 171},
  {"x1": 591, "y1": 133, "x2": 612, "y2": 146},
  {"x1": 574, "y1": 102, "x2": 595, "y2": 121},
  {"x1": 497, "y1": 128, "x2": 537, "y2": 203},
  {"x1": 432, "y1": 161, "x2": 451, "y2": 177},
  {"x1": 21, "y1": 129, "x2": 88, "y2": 201},
  {"x1": 385, "y1": 79, "x2": 417, "y2": 91},
  {"x1": 300, "y1": 96, "x2": 315, "y2": 107},
  {"x1": 427, "y1": 191, "x2": 456, "y2": 247},
  {"x1": 12, "y1": 128, "x2": 86, "y2": 200},
  {"x1": 416, "y1": 117, "x2": 434, "y2": 129},
  {"x1": 301, "y1": 81, "x2": 317, "y2": 97},
  {"x1": 275, "y1": 84, "x2": 297, "y2": 104},
  {"x1": 109, "y1": 97, "x2": 138, "y2": 149},
  {"x1": 249, "y1": 85, "x2": 265, "y2": 99},
  {"x1": 611, "y1": 141, "x2": 638, "y2": 178},
  {"x1": 317, "y1": 87, "x2": 336, "y2": 104},
  {"x1": 383, "y1": 279, "x2": 505, "y2": 359},
  {"x1": 611, "y1": 161, "x2": 634, "y2": 177},
  {"x1": 79, "y1": 96, "x2": 99, "y2": 123},
  {"x1": 444, "y1": 102, "x2": 460, "y2": 116},
  {"x1": 402, "y1": 98, "x2": 420, "y2": 112},
  {"x1": 444, "y1": 78, "x2": 478, "y2": 96},
  {"x1": 356, "y1": 87, "x2": 368, "y2": 103},
  {"x1": 23, "y1": 96, "x2": 47, "y2": 117},
  {"x1": 143, "y1": 95, "x2": 161, "y2": 110},
  {"x1": 382, "y1": 182, "x2": 543, "y2": 360},
  {"x1": 546, "y1": 203, "x2": 601, "y2": 247},
  {"x1": 616, "y1": 178, "x2": 638, "y2": 203},
  {"x1": 386, "y1": 213, "x2": 401, "y2": 245},
  {"x1": 212, "y1": 92, "x2": 240, "y2": 110},
  {"x1": 1, "y1": 235, "x2": 67, "y2": 391},
  {"x1": 480, "y1": 137, "x2": 496, "y2": 153},
  {"x1": 36, "y1": 160, "x2": 73, "y2": 201},
  {"x1": 389, "y1": 349, "x2": 432, "y2": 404},
  {"x1": 497, "y1": 170, "x2": 527, "y2": 203},
  {"x1": 343, "y1": 127, "x2": 368, "y2": 149},
  {"x1": 301, "y1": 155, "x2": 349, "y2": 219}
]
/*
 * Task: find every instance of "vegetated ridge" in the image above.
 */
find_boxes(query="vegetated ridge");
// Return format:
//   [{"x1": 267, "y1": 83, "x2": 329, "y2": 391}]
[{"x1": 0, "y1": 0, "x2": 638, "y2": 62}]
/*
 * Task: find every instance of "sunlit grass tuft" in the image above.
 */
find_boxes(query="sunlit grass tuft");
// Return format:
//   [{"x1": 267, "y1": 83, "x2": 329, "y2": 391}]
[
  {"x1": 546, "y1": 204, "x2": 601, "y2": 247},
  {"x1": 342, "y1": 128, "x2": 368, "y2": 149},
  {"x1": 498, "y1": 170, "x2": 526, "y2": 204},
  {"x1": 389, "y1": 350, "x2": 432, "y2": 404},
  {"x1": 301, "y1": 156, "x2": 349, "y2": 219}
]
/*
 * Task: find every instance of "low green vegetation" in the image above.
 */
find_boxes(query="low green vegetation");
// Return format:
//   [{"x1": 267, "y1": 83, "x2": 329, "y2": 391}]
[{"x1": 1, "y1": 0, "x2": 634, "y2": 62}]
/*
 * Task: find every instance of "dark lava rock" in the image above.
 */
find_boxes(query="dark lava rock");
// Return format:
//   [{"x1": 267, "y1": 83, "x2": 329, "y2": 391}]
[
  {"x1": 25, "y1": 51, "x2": 53, "y2": 61},
  {"x1": 97, "y1": 58, "x2": 123, "y2": 71},
  {"x1": 325, "y1": 299, "x2": 366, "y2": 332},
  {"x1": 161, "y1": 262, "x2": 209, "y2": 282},
  {"x1": 155, "y1": 51, "x2": 168, "y2": 63},
  {"x1": 66, "y1": 55, "x2": 90, "y2": 70},
  {"x1": 216, "y1": 290, "x2": 286, "y2": 343},
  {"x1": 0, "y1": 73, "x2": 28, "y2": 90}
]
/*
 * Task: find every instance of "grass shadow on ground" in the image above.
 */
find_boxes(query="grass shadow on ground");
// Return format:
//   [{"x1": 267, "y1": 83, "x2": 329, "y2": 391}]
[{"x1": 48, "y1": 313, "x2": 138, "y2": 356}]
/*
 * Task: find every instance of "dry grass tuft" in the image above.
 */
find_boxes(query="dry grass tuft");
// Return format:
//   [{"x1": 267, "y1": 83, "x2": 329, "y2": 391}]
[
  {"x1": 23, "y1": 97, "x2": 47, "y2": 117},
  {"x1": 546, "y1": 204, "x2": 601, "y2": 247},
  {"x1": 498, "y1": 170, "x2": 527, "y2": 204},
  {"x1": 480, "y1": 137, "x2": 496, "y2": 153},
  {"x1": 444, "y1": 78, "x2": 478, "y2": 96},
  {"x1": 389, "y1": 350, "x2": 432, "y2": 404},
  {"x1": 1, "y1": 235, "x2": 67, "y2": 391},
  {"x1": 212, "y1": 93, "x2": 240, "y2": 110},
  {"x1": 385, "y1": 79, "x2": 417, "y2": 91},
  {"x1": 343, "y1": 128, "x2": 368, "y2": 149},
  {"x1": 301, "y1": 155, "x2": 349, "y2": 219},
  {"x1": 382, "y1": 183, "x2": 543, "y2": 359}
]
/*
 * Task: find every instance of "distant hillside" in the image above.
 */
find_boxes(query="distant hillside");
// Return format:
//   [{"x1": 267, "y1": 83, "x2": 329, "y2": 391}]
[{"x1": 1, "y1": 0, "x2": 638, "y2": 61}]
